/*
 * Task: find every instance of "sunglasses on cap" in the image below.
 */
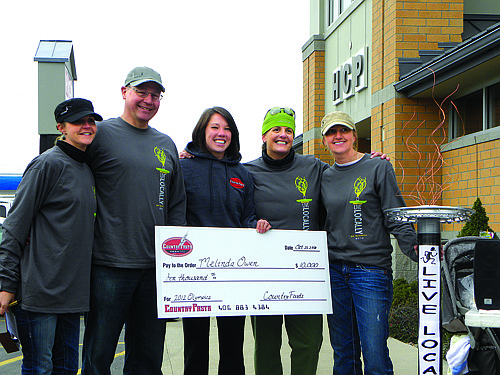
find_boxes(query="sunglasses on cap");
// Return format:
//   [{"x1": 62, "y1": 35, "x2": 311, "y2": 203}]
[{"x1": 265, "y1": 107, "x2": 295, "y2": 119}]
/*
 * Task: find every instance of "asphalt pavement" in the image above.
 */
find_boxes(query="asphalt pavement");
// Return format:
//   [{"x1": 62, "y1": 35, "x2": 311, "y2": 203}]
[{"x1": 1, "y1": 315, "x2": 448, "y2": 374}]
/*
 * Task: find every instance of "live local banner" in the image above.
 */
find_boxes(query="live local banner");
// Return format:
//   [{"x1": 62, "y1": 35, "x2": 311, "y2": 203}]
[
  {"x1": 419, "y1": 244, "x2": 441, "y2": 375},
  {"x1": 154, "y1": 226, "x2": 332, "y2": 318}
]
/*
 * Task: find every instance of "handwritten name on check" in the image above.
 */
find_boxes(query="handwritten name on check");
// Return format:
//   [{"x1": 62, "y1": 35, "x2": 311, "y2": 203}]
[{"x1": 155, "y1": 226, "x2": 332, "y2": 318}]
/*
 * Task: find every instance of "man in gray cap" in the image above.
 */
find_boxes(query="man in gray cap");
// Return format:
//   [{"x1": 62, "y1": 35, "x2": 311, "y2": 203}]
[{"x1": 82, "y1": 67, "x2": 187, "y2": 375}]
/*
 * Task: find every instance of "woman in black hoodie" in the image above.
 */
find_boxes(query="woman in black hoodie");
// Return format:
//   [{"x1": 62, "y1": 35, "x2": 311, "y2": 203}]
[{"x1": 180, "y1": 106, "x2": 270, "y2": 375}]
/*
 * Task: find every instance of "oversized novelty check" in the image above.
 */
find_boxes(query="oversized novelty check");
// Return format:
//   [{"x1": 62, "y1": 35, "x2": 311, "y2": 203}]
[{"x1": 155, "y1": 226, "x2": 332, "y2": 318}]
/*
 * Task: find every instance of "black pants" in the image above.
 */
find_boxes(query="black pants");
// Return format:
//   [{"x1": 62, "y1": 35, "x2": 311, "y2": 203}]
[{"x1": 183, "y1": 316, "x2": 246, "y2": 375}]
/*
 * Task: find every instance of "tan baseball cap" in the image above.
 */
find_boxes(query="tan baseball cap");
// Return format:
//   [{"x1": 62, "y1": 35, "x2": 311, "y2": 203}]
[{"x1": 321, "y1": 111, "x2": 356, "y2": 135}]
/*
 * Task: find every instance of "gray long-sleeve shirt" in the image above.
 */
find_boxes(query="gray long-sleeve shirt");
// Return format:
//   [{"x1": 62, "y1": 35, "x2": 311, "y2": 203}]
[
  {"x1": 321, "y1": 154, "x2": 418, "y2": 270},
  {"x1": 87, "y1": 117, "x2": 187, "y2": 268},
  {"x1": 0, "y1": 144, "x2": 96, "y2": 313},
  {"x1": 245, "y1": 152, "x2": 328, "y2": 231}
]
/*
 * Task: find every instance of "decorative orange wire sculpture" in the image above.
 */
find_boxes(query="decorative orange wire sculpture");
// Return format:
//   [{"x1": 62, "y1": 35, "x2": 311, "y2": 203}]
[{"x1": 398, "y1": 67, "x2": 464, "y2": 206}]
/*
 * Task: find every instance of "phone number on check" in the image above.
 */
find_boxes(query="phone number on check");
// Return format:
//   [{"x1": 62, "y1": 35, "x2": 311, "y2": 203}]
[{"x1": 219, "y1": 304, "x2": 269, "y2": 311}]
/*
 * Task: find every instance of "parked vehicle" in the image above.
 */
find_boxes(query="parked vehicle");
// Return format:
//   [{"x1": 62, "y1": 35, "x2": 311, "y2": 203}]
[{"x1": 0, "y1": 196, "x2": 15, "y2": 242}]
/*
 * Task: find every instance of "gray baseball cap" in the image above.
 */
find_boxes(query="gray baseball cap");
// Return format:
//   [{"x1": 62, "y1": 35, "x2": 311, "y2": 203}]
[{"x1": 124, "y1": 66, "x2": 165, "y2": 92}]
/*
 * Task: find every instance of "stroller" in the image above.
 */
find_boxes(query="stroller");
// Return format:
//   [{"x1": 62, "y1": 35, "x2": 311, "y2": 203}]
[{"x1": 441, "y1": 236, "x2": 500, "y2": 374}]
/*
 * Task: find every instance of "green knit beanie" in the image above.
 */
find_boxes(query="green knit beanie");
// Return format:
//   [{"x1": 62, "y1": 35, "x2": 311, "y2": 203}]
[{"x1": 262, "y1": 107, "x2": 296, "y2": 135}]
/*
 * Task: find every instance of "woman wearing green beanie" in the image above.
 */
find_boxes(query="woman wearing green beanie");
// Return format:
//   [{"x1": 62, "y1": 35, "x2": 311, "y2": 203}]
[{"x1": 245, "y1": 107, "x2": 327, "y2": 375}]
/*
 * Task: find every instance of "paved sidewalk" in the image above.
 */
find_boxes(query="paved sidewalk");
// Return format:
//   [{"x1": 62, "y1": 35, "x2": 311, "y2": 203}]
[
  {"x1": 0, "y1": 315, "x2": 448, "y2": 374},
  {"x1": 162, "y1": 315, "x2": 449, "y2": 375}
]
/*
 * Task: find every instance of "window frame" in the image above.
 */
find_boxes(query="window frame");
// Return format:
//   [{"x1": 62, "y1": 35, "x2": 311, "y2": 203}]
[
  {"x1": 449, "y1": 80, "x2": 500, "y2": 140},
  {"x1": 327, "y1": 0, "x2": 354, "y2": 26}
]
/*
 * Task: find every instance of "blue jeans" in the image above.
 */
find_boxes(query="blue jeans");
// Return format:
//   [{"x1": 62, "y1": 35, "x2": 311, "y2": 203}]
[
  {"x1": 82, "y1": 265, "x2": 166, "y2": 375},
  {"x1": 12, "y1": 306, "x2": 80, "y2": 375},
  {"x1": 327, "y1": 262, "x2": 394, "y2": 375}
]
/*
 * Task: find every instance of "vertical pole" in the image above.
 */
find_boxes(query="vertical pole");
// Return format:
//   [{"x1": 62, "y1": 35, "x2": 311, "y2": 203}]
[{"x1": 417, "y1": 218, "x2": 442, "y2": 375}]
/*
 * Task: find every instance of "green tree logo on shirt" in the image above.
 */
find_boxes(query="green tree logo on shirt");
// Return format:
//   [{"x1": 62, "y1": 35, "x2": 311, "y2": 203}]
[
  {"x1": 350, "y1": 177, "x2": 367, "y2": 204},
  {"x1": 154, "y1": 147, "x2": 170, "y2": 174},
  {"x1": 295, "y1": 176, "x2": 312, "y2": 203}
]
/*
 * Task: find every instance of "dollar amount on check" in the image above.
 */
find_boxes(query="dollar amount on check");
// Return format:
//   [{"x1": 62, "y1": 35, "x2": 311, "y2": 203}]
[{"x1": 155, "y1": 226, "x2": 332, "y2": 318}]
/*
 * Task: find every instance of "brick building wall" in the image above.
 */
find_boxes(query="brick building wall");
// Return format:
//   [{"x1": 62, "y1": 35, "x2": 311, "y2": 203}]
[
  {"x1": 371, "y1": 0, "x2": 463, "y2": 207},
  {"x1": 442, "y1": 139, "x2": 500, "y2": 233},
  {"x1": 303, "y1": 46, "x2": 334, "y2": 164}
]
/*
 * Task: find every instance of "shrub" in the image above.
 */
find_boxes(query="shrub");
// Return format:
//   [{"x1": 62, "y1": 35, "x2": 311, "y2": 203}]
[
  {"x1": 457, "y1": 197, "x2": 497, "y2": 238},
  {"x1": 389, "y1": 304, "x2": 419, "y2": 344},
  {"x1": 389, "y1": 278, "x2": 419, "y2": 344},
  {"x1": 392, "y1": 278, "x2": 418, "y2": 308}
]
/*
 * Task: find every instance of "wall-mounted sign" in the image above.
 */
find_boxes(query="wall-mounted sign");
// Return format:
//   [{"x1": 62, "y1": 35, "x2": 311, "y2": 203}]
[{"x1": 332, "y1": 47, "x2": 368, "y2": 105}]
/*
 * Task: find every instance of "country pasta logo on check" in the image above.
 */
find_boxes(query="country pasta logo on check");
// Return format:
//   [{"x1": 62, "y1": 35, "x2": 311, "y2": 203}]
[{"x1": 162, "y1": 234, "x2": 193, "y2": 257}]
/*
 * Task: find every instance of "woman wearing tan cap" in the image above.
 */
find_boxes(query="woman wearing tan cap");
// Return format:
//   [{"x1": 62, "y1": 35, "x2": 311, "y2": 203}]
[{"x1": 320, "y1": 111, "x2": 417, "y2": 375}]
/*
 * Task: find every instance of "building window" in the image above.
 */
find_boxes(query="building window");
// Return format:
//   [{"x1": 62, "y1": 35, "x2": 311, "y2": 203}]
[
  {"x1": 450, "y1": 90, "x2": 483, "y2": 139},
  {"x1": 340, "y1": 0, "x2": 353, "y2": 13},
  {"x1": 328, "y1": 0, "x2": 335, "y2": 25},
  {"x1": 488, "y1": 82, "x2": 500, "y2": 129},
  {"x1": 328, "y1": 0, "x2": 354, "y2": 25},
  {"x1": 450, "y1": 82, "x2": 500, "y2": 139}
]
